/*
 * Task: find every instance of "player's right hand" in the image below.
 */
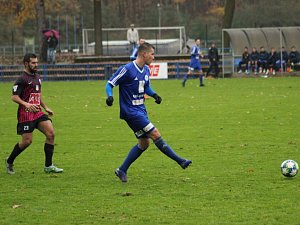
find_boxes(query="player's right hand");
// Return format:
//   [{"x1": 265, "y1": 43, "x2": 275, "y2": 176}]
[
  {"x1": 25, "y1": 103, "x2": 40, "y2": 112},
  {"x1": 106, "y1": 96, "x2": 114, "y2": 106}
]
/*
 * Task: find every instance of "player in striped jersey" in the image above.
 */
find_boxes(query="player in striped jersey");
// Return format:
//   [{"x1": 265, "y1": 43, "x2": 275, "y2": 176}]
[
  {"x1": 106, "y1": 43, "x2": 192, "y2": 182},
  {"x1": 5, "y1": 53, "x2": 63, "y2": 174}
]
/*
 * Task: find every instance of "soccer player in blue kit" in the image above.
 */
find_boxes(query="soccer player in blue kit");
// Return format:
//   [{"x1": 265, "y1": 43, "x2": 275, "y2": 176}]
[
  {"x1": 105, "y1": 42, "x2": 192, "y2": 182},
  {"x1": 182, "y1": 38, "x2": 204, "y2": 87}
]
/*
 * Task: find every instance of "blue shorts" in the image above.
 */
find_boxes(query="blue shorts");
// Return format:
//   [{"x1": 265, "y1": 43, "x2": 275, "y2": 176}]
[
  {"x1": 189, "y1": 61, "x2": 202, "y2": 71},
  {"x1": 125, "y1": 115, "x2": 155, "y2": 139}
]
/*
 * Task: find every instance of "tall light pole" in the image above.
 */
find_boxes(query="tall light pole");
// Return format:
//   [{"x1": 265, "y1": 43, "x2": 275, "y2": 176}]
[{"x1": 157, "y1": 3, "x2": 161, "y2": 39}]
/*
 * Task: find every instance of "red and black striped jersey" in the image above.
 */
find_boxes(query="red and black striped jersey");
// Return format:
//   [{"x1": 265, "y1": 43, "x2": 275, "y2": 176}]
[{"x1": 12, "y1": 71, "x2": 45, "y2": 123}]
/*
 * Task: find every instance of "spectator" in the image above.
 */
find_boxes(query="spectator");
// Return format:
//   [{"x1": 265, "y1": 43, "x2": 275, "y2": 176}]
[
  {"x1": 288, "y1": 46, "x2": 300, "y2": 72},
  {"x1": 276, "y1": 47, "x2": 288, "y2": 72},
  {"x1": 249, "y1": 47, "x2": 259, "y2": 75},
  {"x1": 267, "y1": 47, "x2": 278, "y2": 75},
  {"x1": 127, "y1": 24, "x2": 139, "y2": 53},
  {"x1": 258, "y1": 46, "x2": 269, "y2": 74},
  {"x1": 46, "y1": 31, "x2": 58, "y2": 64},
  {"x1": 130, "y1": 38, "x2": 145, "y2": 61},
  {"x1": 237, "y1": 47, "x2": 250, "y2": 74},
  {"x1": 206, "y1": 41, "x2": 219, "y2": 78}
]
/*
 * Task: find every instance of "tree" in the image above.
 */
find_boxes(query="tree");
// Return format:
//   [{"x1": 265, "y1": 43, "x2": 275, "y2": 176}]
[
  {"x1": 223, "y1": 0, "x2": 235, "y2": 47},
  {"x1": 94, "y1": 0, "x2": 103, "y2": 55},
  {"x1": 36, "y1": 0, "x2": 47, "y2": 61}
]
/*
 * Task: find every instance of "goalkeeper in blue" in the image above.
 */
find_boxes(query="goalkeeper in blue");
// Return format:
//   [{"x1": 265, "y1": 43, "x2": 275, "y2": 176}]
[{"x1": 105, "y1": 42, "x2": 192, "y2": 182}]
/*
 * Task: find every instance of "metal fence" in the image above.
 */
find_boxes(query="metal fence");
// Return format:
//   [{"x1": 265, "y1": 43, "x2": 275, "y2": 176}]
[{"x1": 0, "y1": 59, "x2": 233, "y2": 82}]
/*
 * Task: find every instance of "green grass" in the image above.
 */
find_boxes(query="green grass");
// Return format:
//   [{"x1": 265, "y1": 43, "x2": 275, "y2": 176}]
[{"x1": 1, "y1": 77, "x2": 300, "y2": 225}]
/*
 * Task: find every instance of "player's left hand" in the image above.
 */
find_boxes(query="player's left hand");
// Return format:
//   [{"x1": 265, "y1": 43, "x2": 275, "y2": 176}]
[
  {"x1": 153, "y1": 94, "x2": 162, "y2": 104},
  {"x1": 106, "y1": 96, "x2": 114, "y2": 106},
  {"x1": 45, "y1": 107, "x2": 54, "y2": 116}
]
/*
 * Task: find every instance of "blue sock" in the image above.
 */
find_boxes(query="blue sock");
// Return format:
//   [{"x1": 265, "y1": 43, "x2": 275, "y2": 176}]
[
  {"x1": 119, "y1": 144, "x2": 144, "y2": 173},
  {"x1": 182, "y1": 74, "x2": 188, "y2": 86},
  {"x1": 154, "y1": 137, "x2": 184, "y2": 164},
  {"x1": 199, "y1": 74, "x2": 203, "y2": 85}
]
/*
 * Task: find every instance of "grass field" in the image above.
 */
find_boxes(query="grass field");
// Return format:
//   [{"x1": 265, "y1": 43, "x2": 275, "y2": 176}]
[{"x1": 1, "y1": 77, "x2": 300, "y2": 225}]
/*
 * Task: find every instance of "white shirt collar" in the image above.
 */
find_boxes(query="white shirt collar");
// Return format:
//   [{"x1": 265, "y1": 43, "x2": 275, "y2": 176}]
[{"x1": 133, "y1": 61, "x2": 144, "y2": 73}]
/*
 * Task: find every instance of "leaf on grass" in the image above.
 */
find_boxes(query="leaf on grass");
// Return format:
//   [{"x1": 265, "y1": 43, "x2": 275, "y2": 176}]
[
  {"x1": 12, "y1": 204, "x2": 21, "y2": 209},
  {"x1": 288, "y1": 140, "x2": 296, "y2": 145},
  {"x1": 48, "y1": 174, "x2": 58, "y2": 178},
  {"x1": 121, "y1": 192, "x2": 133, "y2": 197},
  {"x1": 246, "y1": 168, "x2": 255, "y2": 173}
]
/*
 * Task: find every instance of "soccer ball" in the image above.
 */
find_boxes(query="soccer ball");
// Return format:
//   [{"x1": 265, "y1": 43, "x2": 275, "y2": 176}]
[{"x1": 280, "y1": 159, "x2": 299, "y2": 177}]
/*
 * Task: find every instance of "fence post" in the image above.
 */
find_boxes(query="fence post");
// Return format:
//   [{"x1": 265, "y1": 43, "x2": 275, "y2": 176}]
[
  {"x1": 86, "y1": 64, "x2": 90, "y2": 80},
  {"x1": 42, "y1": 64, "x2": 48, "y2": 81},
  {"x1": 0, "y1": 65, "x2": 2, "y2": 81},
  {"x1": 104, "y1": 64, "x2": 112, "y2": 80},
  {"x1": 176, "y1": 62, "x2": 180, "y2": 79}
]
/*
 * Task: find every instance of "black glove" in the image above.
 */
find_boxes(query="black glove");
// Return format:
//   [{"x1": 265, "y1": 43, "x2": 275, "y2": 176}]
[
  {"x1": 153, "y1": 93, "x2": 162, "y2": 104},
  {"x1": 106, "y1": 96, "x2": 114, "y2": 106}
]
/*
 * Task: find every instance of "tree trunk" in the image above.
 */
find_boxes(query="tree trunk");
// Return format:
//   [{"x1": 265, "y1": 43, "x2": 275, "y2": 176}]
[
  {"x1": 36, "y1": 0, "x2": 46, "y2": 62},
  {"x1": 94, "y1": 0, "x2": 103, "y2": 55},
  {"x1": 223, "y1": 0, "x2": 235, "y2": 47}
]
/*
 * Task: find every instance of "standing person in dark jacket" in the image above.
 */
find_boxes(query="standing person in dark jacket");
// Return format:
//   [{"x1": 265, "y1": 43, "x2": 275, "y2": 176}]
[
  {"x1": 46, "y1": 32, "x2": 58, "y2": 64},
  {"x1": 249, "y1": 47, "x2": 259, "y2": 75},
  {"x1": 288, "y1": 46, "x2": 300, "y2": 72},
  {"x1": 237, "y1": 47, "x2": 250, "y2": 74},
  {"x1": 267, "y1": 47, "x2": 278, "y2": 75},
  {"x1": 206, "y1": 42, "x2": 219, "y2": 78},
  {"x1": 258, "y1": 46, "x2": 269, "y2": 74}
]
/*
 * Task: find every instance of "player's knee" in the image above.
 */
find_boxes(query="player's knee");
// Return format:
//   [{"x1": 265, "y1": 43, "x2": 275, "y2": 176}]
[
  {"x1": 22, "y1": 137, "x2": 32, "y2": 147},
  {"x1": 149, "y1": 128, "x2": 161, "y2": 140},
  {"x1": 138, "y1": 139, "x2": 150, "y2": 150},
  {"x1": 46, "y1": 130, "x2": 55, "y2": 141},
  {"x1": 139, "y1": 144, "x2": 149, "y2": 151}
]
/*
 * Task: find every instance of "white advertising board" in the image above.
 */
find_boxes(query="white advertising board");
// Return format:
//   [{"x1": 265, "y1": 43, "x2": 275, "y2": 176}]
[{"x1": 149, "y1": 62, "x2": 168, "y2": 79}]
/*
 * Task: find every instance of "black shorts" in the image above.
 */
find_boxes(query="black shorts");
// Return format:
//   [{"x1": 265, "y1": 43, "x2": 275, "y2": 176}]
[{"x1": 17, "y1": 114, "x2": 51, "y2": 135}]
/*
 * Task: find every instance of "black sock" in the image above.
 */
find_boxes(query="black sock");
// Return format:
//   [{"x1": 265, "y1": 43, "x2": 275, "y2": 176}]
[
  {"x1": 44, "y1": 143, "x2": 54, "y2": 167},
  {"x1": 7, "y1": 143, "x2": 24, "y2": 164}
]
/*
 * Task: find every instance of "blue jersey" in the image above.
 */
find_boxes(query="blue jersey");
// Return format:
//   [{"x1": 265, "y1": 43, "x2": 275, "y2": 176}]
[
  {"x1": 190, "y1": 45, "x2": 201, "y2": 62},
  {"x1": 189, "y1": 45, "x2": 202, "y2": 70},
  {"x1": 130, "y1": 46, "x2": 139, "y2": 61},
  {"x1": 108, "y1": 61, "x2": 150, "y2": 119}
]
